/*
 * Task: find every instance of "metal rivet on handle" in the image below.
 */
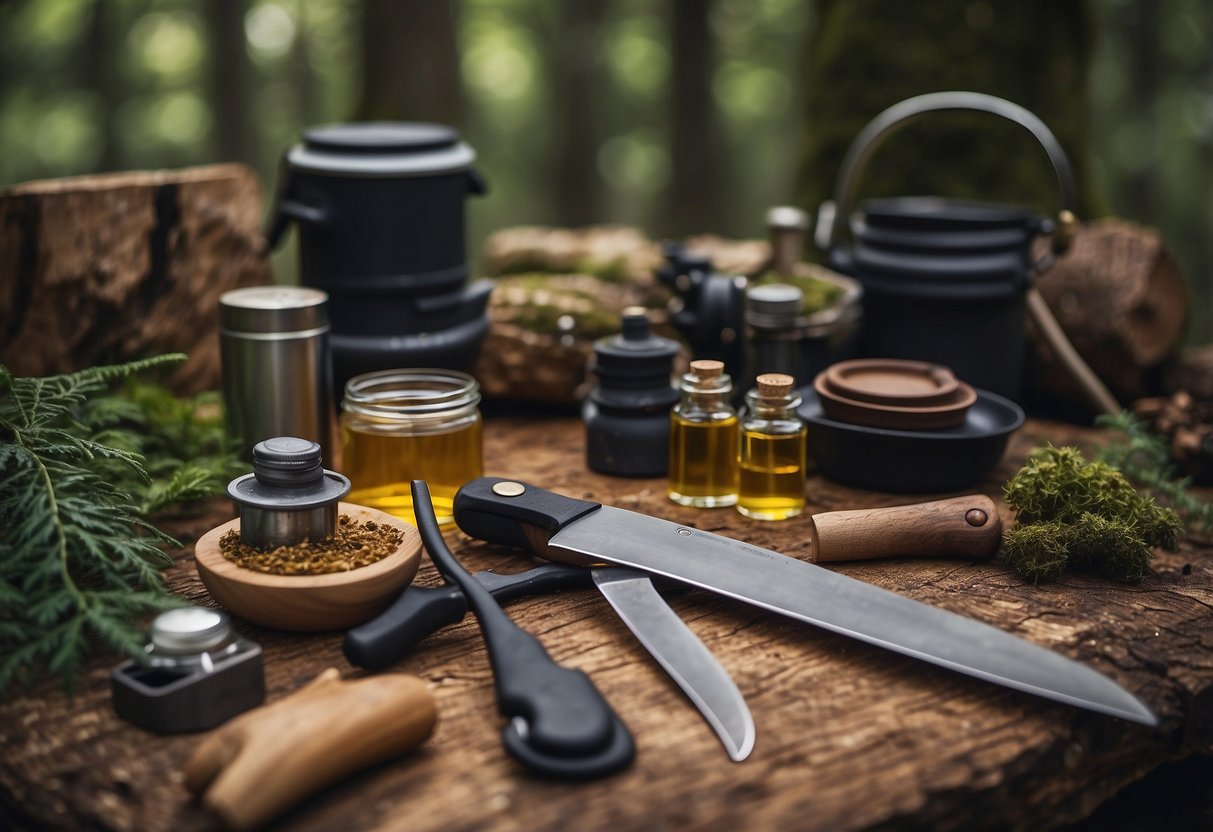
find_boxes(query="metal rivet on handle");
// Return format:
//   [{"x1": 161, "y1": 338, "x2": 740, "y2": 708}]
[{"x1": 493, "y1": 481, "x2": 526, "y2": 497}]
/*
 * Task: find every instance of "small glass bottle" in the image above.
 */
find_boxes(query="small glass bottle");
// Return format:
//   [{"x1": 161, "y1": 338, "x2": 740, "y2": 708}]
[
  {"x1": 738, "y1": 373, "x2": 806, "y2": 521},
  {"x1": 668, "y1": 360, "x2": 739, "y2": 507},
  {"x1": 340, "y1": 369, "x2": 483, "y2": 523}
]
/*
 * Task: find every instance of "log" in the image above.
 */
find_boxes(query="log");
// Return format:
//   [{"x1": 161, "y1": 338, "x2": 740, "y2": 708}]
[
  {"x1": 0, "y1": 165, "x2": 271, "y2": 394},
  {"x1": 1027, "y1": 219, "x2": 1188, "y2": 405},
  {"x1": 1, "y1": 416, "x2": 1211, "y2": 831}
]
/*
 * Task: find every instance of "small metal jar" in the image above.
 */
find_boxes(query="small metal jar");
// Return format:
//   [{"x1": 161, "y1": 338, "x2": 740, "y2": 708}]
[{"x1": 340, "y1": 369, "x2": 483, "y2": 523}]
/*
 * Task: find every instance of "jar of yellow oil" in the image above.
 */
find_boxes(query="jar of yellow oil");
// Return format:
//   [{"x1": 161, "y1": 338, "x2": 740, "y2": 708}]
[
  {"x1": 737, "y1": 373, "x2": 806, "y2": 520},
  {"x1": 668, "y1": 360, "x2": 739, "y2": 508},
  {"x1": 340, "y1": 369, "x2": 482, "y2": 523}
]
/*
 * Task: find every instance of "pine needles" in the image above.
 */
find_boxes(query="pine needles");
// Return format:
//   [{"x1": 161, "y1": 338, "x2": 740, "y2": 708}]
[{"x1": 0, "y1": 355, "x2": 242, "y2": 698}]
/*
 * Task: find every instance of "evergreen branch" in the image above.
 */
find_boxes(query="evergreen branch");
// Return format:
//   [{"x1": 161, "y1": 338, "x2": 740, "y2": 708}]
[{"x1": 0, "y1": 354, "x2": 228, "y2": 700}]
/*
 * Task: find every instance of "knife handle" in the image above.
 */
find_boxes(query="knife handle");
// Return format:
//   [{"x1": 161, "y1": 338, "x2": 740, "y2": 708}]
[
  {"x1": 343, "y1": 565, "x2": 595, "y2": 671},
  {"x1": 454, "y1": 477, "x2": 601, "y2": 555},
  {"x1": 809, "y1": 495, "x2": 1001, "y2": 563}
]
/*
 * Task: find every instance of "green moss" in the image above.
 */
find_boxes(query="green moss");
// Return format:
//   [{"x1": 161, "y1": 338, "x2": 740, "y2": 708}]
[
  {"x1": 1000, "y1": 445, "x2": 1182, "y2": 584},
  {"x1": 752, "y1": 270, "x2": 846, "y2": 316}
]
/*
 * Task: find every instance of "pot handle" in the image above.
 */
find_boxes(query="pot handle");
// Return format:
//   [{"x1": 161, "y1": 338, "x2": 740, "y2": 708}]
[
  {"x1": 264, "y1": 158, "x2": 332, "y2": 251},
  {"x1": 818, "y1": 91, "x2": 1079, "y2": 262}
]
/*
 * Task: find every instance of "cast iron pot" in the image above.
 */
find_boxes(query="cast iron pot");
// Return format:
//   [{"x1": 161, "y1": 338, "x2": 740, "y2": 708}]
[
  {"x1": 820, "y1": 92, "x2": 1078, "y2": 400},
  {"x1": 267, "y1": 122, "x2": 491, "y2": 388}
]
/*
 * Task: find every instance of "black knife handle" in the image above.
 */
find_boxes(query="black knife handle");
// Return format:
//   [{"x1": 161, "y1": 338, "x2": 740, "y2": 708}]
[
  {"x1": 343, "y1": 584, "x2": 467, "y2": 671},
  {"x1": 454, "y1": 477, "x2": 601, "y2": 555},
  {"x1": 413, "y1": 480, "x2": 633, "y2": 779},
  {"x1": 343, "y1": 564, "x2": 594, "y2": 671}
]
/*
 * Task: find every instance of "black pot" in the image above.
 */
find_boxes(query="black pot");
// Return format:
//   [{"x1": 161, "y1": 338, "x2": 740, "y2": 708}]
[
  {"x1": 267, "y1": 122, "x2": 491, "y2": 388},
  {"x1": 821, "y1": 92, "x2": 1078, "y2": 401}
]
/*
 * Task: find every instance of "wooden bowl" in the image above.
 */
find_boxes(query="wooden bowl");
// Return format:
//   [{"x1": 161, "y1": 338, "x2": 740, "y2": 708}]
[
  {"x1": 823, "y1": 358, "x2": 960, "y2": 406},
  {"x1": 194, "y1": 503, "x2": 422, "y2": 632},
  {"x1": 812, "y1": 371, "x2": 977, "y2": 431}
]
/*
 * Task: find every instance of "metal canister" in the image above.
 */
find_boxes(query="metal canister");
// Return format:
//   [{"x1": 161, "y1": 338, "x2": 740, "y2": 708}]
[{"x1": 220, "y1": 286, "x2": 333, "y2": 462}]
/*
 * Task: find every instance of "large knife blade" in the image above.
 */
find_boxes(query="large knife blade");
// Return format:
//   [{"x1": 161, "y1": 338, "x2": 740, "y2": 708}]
[
  {"x1": 453, "y1": 477, "x2": 1157, "y2": 726},
  {"x1": 592, "y1": 568, "x2": 756, "y2": 761}
]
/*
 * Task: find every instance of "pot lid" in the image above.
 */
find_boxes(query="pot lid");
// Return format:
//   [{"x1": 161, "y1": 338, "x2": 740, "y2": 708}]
[
  {"x1": 288, "y1": 121, "x2": 476, "y2": 177},
  {"x1": 859, "y1": 197, "x2": 1040, "y2": 231}
]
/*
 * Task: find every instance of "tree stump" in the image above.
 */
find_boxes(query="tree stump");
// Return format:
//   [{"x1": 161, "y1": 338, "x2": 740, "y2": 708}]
[
  {"x1": 1028, "y1": 219, "x2": 1188, "y2": 405},
  {"x1": 0, "y1": 164, "x2": 271, "y2": 393}
]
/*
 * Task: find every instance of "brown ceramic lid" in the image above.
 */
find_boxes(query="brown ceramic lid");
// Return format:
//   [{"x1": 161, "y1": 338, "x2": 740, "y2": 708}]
[
  {"x1": 823, "y1": 359, "x2": 960, "y2": 406},
  {"x1": 812, "y1": 371, "x2": 977, "y2": 431}
]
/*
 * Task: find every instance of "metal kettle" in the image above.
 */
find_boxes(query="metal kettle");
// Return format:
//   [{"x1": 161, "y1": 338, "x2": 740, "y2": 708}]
[{"x1": 817, "y1": 91, "x2": 1091, "y2": 403}]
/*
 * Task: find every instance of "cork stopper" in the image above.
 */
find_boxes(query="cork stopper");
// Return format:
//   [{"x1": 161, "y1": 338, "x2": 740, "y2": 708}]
[
  {"x1": 756, "y1": 373, "x2": 795, "y2": 398},
  {"x1": 690, "y1": 360, "x2": 725, "y2": 380}
]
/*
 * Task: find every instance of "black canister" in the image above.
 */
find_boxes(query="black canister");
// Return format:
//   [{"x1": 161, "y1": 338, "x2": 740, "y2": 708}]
[
  {"x1": 821, "y1": 92, "x2": 1078, "y2": 400},
  {"x1": 266, "y1": 122, "x2": 492, "y2": 389},
  {"x1": 583, "y1": 308, "x2": 680, "y2": 477}
]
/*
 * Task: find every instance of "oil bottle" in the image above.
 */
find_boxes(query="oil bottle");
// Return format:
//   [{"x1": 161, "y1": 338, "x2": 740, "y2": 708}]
[
  {"x1": 737, "y1": 373, "x2": 806, "y2": 521},
  {"x1": 668, "y1": 360, "x2": 739, "y2": 507}
]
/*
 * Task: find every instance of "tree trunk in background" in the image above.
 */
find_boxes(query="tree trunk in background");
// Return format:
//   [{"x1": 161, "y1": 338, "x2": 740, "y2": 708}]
[
  {"x1": 357, "y1": 0, "x2": 462, "y2": 126},
  {"x1": 668, "y1": 0, "x2": 722, "y2": 236},
  {"x1": 205, "y1": 0, "x2": 250, "y2": 164},
  {"x1": 1125, "y1": 2, "x2": 1161, "y2": 221},
  {"x1": 84, "y1": 0, "x2": 122, "y2": 171},
  {"x1": 551, "y1": 0, "x2": 609, "y2": 227},
  {"x1": 798, "y1": 0, "x2": 1102, "y2": 225}
]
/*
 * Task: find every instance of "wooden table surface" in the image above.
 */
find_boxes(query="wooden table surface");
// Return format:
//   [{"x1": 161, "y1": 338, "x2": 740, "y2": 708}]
[{"x1": 3, "y1": 416, "x2": 1212, "y2": 831}]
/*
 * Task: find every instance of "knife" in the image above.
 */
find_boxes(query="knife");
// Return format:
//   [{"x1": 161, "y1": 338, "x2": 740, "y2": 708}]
[
  {"x1": 452, "y1": 477, "x2": 1158, "y2": 727},
  {"x1": 345, "y1": 563, "x2": 757, "y2": 761}
]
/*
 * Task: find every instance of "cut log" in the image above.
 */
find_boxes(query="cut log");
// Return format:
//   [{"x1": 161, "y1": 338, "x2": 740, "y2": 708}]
[
  {"x1": 0, "y1": 164, "x2": 271, "y2": 394},
  {"x1": 1027, "y1": 219, "x2": 1188, "y2": 405}
]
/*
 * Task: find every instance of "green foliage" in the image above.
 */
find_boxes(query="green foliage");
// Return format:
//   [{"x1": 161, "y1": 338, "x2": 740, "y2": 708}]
[
  {"x1": 1095, "y1": 411, "x2": 1213, "y2": 541},
  {"x1": 78, "y1": 379, "x2": 247, "y2": 516},
  {"x1": 0, "y1": 355, "x2": 241, "y2": 698},
  {"x1": 1000, "y1": 445, "x2": 1182, "y2": 584}
]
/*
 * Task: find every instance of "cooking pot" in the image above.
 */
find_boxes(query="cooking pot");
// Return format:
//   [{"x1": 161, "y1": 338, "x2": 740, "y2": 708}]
[
  {"x1": 267, "y1": 122, "x2": 490, "y2": 389},
  {"x1": 819, "y1": 92, "x2": 1078, "y2": 400}
]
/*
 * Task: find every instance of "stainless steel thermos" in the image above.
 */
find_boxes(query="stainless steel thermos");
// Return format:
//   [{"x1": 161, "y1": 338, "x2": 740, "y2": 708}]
[{"x1": 219, "y1": 286, "x2": 333, "y2": 462}]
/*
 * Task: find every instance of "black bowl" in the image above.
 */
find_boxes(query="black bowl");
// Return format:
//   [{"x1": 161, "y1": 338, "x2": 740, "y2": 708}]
[{"x1": 798, "y1": 386, "x2": 1025, "y2": 493}]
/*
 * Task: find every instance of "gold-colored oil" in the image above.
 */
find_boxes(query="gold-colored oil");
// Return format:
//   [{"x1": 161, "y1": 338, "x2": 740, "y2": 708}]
[
  {"x1": 341, "y1": 420, "x2": 483, "y2": 523},
  {"x1": 737, "y1": 428, "x2": 806, "y2": 520},
  {"x1": 668, "y1": 414, "x2": 739, "y2": 507}
]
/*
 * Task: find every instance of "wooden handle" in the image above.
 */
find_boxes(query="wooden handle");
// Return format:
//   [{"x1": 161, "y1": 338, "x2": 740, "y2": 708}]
[
  {"x1": 184, "y1": 668, "x2": 437, "y2": 831},
  {"x1": 808, "y1": 495, "x2": 1002, "y2": 563}
]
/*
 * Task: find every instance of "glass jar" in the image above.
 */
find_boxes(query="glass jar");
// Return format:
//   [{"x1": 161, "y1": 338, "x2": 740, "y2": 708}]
[
  {"x1": 737, "y1": 374, "x2": 806, "y2": 521},
  {"x1": 668, "y1": 360, "x2": 739, "y2": 508},
  {"x1": 340, "y1": 369, "x2": 483, "y2": 523}
]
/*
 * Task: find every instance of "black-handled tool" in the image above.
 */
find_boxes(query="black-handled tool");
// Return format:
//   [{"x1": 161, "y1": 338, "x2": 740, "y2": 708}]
[
  {"x1": 409, "y1": 480, "x2": 635, "y2": 779},
  {"x1": 344, "y1": 564, "x2": 594, "y2": 671}
]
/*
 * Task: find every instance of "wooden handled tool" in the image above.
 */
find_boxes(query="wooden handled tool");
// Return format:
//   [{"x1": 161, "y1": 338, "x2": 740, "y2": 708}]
[
  {"x1": 807, "y1": 495, "x2": 1001, "y2": 563},
  {"x1": 184, "y1": 668, "x2": 436, "y2": 831}
]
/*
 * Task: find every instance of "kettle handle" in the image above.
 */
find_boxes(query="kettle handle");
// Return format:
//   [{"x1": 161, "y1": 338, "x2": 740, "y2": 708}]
[{"x1": 820, "y1": 91, "x2": 1078, "y2": 258}]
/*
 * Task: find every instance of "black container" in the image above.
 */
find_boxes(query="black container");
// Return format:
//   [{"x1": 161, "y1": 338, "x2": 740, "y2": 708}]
[
  {"x1": 267, "y1": 122, "x2": 491, "y2": 389},
  {"x1": 583, "y1": 310, "x2": 680, "y2": 477},
  {"x1": 821, "y1": 92, "x2": 1078, "y2": 400}
]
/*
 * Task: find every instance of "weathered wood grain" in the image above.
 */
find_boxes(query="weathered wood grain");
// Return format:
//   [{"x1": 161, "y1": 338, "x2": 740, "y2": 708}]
[{"x1": 1, "y1": 417, "x2": 1210, "y2": 831}]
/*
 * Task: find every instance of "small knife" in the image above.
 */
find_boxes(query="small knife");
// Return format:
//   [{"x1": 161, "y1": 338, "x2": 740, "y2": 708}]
[
  {"x1": 345, "y1": 563, "x2": 757, "y2": 761},
  {"x1": 452, "y1": 477, "x2": 1158, "y2": 727}
]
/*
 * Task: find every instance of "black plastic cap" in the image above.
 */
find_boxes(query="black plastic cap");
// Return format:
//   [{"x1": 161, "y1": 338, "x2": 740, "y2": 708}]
[{"x1": 252, "y1": 437, "x2": 323, "y2": 487}]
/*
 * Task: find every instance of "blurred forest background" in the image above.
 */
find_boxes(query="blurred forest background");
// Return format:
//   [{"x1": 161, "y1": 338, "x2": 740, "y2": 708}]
[{"x1": 0, "y1": 0, "x2": 1210, "y2": 341}]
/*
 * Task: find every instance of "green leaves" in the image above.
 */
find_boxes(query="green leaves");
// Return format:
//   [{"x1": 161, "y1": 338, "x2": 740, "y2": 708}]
[
  {"x1": 0, "y1": 355, "x2": 240, "y2": 698},
  {"x1": 1000, "y1": 444, "x2": 1183, "y2": 584}
]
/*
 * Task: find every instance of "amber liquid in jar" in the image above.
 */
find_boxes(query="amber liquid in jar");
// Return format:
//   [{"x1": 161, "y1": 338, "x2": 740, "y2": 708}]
[
  {"x1": 738, "y1": 428, "x2": 806, "y2": 520},
  {"x1": 668, "y1": 414, "x2": 740, "y2": 507},
  {"x1": 340, "y1": 370, "x2": 483, "y2": 524}
]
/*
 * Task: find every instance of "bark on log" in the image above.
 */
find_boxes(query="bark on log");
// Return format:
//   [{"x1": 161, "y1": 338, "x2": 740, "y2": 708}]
[
  {"x1": 1028, "y1": 219, "x2": 1187, "y2": 405},
  {"x1": 0, "y1": 164, "x2": 271, "y2": 394}
]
